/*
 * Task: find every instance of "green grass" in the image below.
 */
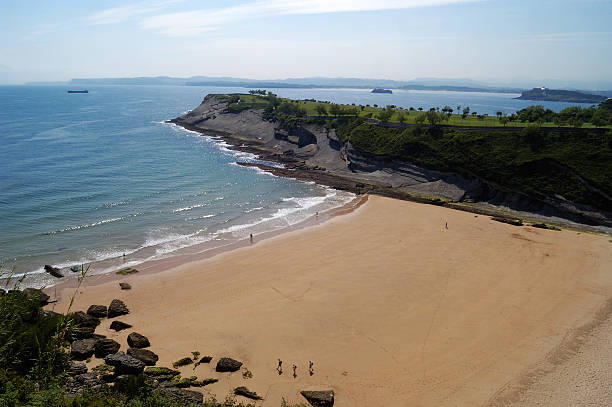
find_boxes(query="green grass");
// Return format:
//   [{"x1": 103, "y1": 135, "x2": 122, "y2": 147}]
[{"x1": 213, "y1": 93, "x2": 612, "y2": 129}]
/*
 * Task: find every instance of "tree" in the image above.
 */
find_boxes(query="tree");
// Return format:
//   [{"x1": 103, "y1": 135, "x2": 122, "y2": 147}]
[
  {"x1": 425, "y1": 110, "x2": 444, "y2": 126},
  {"x1": 397, "y1": 111, "x2": 407, "y2": 124},
  {"x1": 462, "y1": 107, "x2": 470, "y2": 119},
  {"x1": 378, "y1": 105, "x2": 394, "y2": 122},
  {"x1": 329, "y1": 104, "x2": 342, "y2": 117},
  {"x1": 315, "y1": 104, "x2": 328, "y2": 116},
  {"x1": 415, "y1": 113, "x2": 426, "y2": 125},
  {"x1": 418, "y1": 107, "x2": 423, "y2": 112},
  {"x1": 499, "y1": 117, "x2": 509, "y2": 127},
  {"x1": 496, "y1": 111, "x2": 503, "y2": 119},
  {"x1": 457, "y1": 105, "x2": 461, "y2": 114},
  {"x1": 442, "y1": 106, "x2": 453, "y2": 118}
]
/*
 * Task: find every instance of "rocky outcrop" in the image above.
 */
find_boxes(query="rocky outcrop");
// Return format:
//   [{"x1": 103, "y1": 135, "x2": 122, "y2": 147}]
[
  {"x1": 73, "y1": 311, "x2": 101, "y2": 328},
  {"x1": 119, "y1": 282, "x2": 132, "y2": 290},
  {"x1": 301, "y1": 390, "x2": 335, "y2": 407},
  {"x1": 127, "y1": 332, "x2": 150, "y2": 348},
  {"x1": 144, "y1": 367, "x2": 181, "y2": 382},
  {"x1": 44, "y1": 264, "x2": 63, "y2": 278},
  {"x1": 108, "y1": 299, "x2": 129, "y2": 318},
  {"x1": 109, "y1": 320, "x2": 132, "y2": 331},
  {"x1": 23, "y1": 288, "x2": 50, "y2": 306},
  {"x1": 94, "y1": 338, "x2": 121, "y2": 358},
  {"x1": 234, "y1": 386, "x2": 263, "y2": 400},
  {"x1": 161, "y1": 388, "x2": 203, "y2": 405},
  {"x1": 87, "y1": 305, "x2": 108, "y2": 318},
  {"x1": 127, "y1": 348, "x2": 158, "y2": 366},
  {"x1": 104, "y1": 352, "x2": 145, "y2": 374},
  {"x1": 215, "y1": 357, "x2": 242, "y2": 372},
  {"x1": 71, "y1": 338, "x2": 97, "y2": 360},
  {"x1": 68, "y1": 362, "x2": 88, "y2": 376}
]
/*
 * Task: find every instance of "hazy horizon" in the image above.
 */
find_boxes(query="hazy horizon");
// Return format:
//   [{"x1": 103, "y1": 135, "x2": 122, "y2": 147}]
[{"x1": 2, "y1": 0, "x2": 611, "y2": 89}]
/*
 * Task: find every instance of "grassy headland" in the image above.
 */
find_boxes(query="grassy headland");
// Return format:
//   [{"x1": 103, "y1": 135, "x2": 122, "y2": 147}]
[{"x1": 216, "y1": 92, "x2": 612, "y2": 216}]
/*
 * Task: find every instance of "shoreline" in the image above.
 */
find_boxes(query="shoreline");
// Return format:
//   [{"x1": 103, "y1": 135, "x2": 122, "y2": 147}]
[
  {"x1": 45, "y1": 193, "x2": 367, "y2": 300},
  {"x1": 170, "y1": 119, "x2": 612, "y2": 236},
  {"x1": 48, "y1": 195, "x2": 612, "y2": 406}
]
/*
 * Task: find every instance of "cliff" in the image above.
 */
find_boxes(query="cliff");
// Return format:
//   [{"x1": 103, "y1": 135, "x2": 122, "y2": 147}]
[{"x1": 170, "y1": 94, "x2": 612, "y2": 232}]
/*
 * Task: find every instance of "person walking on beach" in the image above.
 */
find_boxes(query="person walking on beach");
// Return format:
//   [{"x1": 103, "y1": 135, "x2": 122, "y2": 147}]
[
  {"x1": 292, "y1": 364, "x2": 297, "y2": 378},
  {"x1": 250, "y1": 233, "x2": 254, "y2": 244},
  {"x1": 309, "y1": 360, "x2": 314, "y2": 376},
  {"x1": 445, "y1": 222, "x2": 448, "y2": 229},
  {"x1": 277, "y1": 359, "x2": 282, "y2": 372}
]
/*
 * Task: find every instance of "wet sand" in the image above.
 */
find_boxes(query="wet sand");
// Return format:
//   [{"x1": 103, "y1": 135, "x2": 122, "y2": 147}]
[{"x1": 50, "y1": 195, "x2": 612, "y2": 406}]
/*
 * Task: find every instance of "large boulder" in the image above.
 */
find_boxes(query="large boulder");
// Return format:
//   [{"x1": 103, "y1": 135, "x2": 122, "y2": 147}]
[
  {"x1": 119, "y1": 282, "x2": 132, "y2": 290},
  {"x1": 234, "y1": 386, "x2": 263, "y2": 400},
  {"x1": 87, "y1": 305, "x2": 108, "y2": 318},
  {"x1": 68, "y1": 362, "x2": 88, "y2": 376},
  {"x1": 301, "y1": 390, "x2": 335, "y2": 407},
  {"x1": 104, "y1": 352, "x2": 145, "y2": 374},
  {"x1": 94, "y1": 338, "x2": 121, "y2": 358},
  {"x1": 127, "y1": 332, "x2": 150, "y2": 348},
  {"x1": 44, "y1": 264, "x2": 63, "y2": 278},
  {"x1": 23, "y1": 288, "x2": 50, "y2": 306},
  {"x1": 215, "y1": 357, "x2": 242, "y2": 372},
  {"x1": 144, "y1": 367, "x2": 180, "y2": 382},
  {"x1": 108, "y1": 299, "x2": 129, "y2": 318},
  {"x1": 161, "y1": 388, "x2": 204, "y2": 405},
  {"x1": 74, "y1": 326, "x2": 95, "y2": 339},
  {"x1": 110, "y1": 320, "x2": 132, "y2": 331},
  {"x1": 127, "y1": 348, "x2": 158, "y2": 366},
  {"x1": 72, "y1": 311, "x2": 101, "y2": 328},
  {"x1": 71, "y1": 338, "x2": 97, "y2": 360}
]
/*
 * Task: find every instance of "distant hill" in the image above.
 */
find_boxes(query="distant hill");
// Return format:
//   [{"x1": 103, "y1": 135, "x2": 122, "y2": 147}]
[{"x1": 516, "y1": 88, "x2": 607, "y2": 103}]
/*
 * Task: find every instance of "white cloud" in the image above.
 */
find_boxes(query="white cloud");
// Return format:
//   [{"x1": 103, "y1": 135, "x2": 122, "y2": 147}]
[
  {"x1": 140, "y1": 0, "x2": 483, "y2": 37},
  {"x1": 88, "y1": 1, "x2": 179, "y2": 25}
]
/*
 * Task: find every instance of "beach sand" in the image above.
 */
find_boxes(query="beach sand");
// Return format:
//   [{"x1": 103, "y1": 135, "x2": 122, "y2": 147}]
[{"x1": 49, "y1": 195, "x2": 612, "y2": 406}]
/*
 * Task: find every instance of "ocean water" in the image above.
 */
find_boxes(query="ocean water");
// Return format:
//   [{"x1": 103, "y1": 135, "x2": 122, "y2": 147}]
[
  {"x1": 0, "y1": 85, "x2": 593, "y2": 287},
  {"x1": 0, "y1": 85, "x2": 354, "y2": 287}
]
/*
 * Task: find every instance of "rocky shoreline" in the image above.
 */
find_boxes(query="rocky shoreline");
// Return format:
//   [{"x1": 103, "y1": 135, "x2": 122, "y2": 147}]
[{"x1": 169, "y1": 95, "x2": 611, "y2": 234}]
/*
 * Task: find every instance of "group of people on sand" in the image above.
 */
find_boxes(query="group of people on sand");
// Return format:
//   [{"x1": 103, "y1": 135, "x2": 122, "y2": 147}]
[{"x1": 277, "y1": 359, "x2": 314, "y2": 378}]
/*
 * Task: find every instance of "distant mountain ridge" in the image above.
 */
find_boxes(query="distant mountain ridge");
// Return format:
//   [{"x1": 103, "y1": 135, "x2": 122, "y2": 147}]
[{"x1": 21, "y1": 76, "x2": 611, "y2": 96}]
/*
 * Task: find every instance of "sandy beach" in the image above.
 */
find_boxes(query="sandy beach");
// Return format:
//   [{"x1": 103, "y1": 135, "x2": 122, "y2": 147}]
[{"x1": 49, "y1": 195, "x2": 612, "y2": 406}]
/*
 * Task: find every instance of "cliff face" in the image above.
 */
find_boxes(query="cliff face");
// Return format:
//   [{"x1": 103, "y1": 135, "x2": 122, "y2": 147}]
[{"x1": 172, "y1": 95, "x2": 611, "y2": 231}]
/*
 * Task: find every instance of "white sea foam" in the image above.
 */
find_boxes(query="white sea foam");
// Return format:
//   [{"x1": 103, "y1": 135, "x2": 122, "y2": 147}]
[
  {"x1": 45, "y1": 217, "x2": 124, "y2": 235},
  {"x1": 173, "y1": 204, "x2": 206, "y2": 213}
]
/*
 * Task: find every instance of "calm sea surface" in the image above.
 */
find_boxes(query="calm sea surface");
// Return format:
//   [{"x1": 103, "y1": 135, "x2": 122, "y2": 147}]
[{"x1": 0, "y1": 85, "x2": 592, "y2": 287}]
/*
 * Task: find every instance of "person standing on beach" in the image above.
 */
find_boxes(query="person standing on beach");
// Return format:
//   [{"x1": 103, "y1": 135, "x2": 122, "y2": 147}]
[
  {"x1": 277, "y1": 359, "x2": 282, "y2": 371},
  {"x1": 250, "y1": 233, "x2": 254, "y2": 244},
  {"x1": 309, "y1": 360, "x2": 314, "y2": 375},
  {"x1": 292, "y1": 364, "x2": 297, "y2": 378}
]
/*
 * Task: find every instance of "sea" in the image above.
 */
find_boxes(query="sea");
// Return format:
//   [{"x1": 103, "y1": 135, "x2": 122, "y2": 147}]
[{"x1": 0, "y1": 85, "x2": 595, "y2": 288}]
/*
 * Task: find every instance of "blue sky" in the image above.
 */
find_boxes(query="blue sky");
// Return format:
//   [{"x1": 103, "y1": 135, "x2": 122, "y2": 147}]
[{"x1": 1, "y1": 0, "x2": 611, "y2": 88}]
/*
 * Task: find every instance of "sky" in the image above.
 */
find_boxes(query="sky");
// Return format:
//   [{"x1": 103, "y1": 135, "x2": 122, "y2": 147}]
[{"x1": 1, "y1": 0, "x2": 611, "y2": 88}]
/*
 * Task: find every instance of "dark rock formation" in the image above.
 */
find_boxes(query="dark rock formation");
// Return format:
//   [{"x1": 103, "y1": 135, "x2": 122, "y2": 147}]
[
  {"x1": 70, "y1": 265, "x2": 81, "y2": 273},
  {"x1": 74, "y1": 326, "x2": 95, "y2": 339},
  {"x1": 301, "y1": 390, "x2": 335, "y2": 407},
  {"x1": 104, "y1": 352, "x2": 145, "y2": 374},
  {"x1": 73, "y1": 373, "x2": 102, "y2": 387},
  {"x1": 108, "y1": 299, "x2": 129, "y2": 318},
  {"x1": 87, "y1": 305, "x2": 108, "y2": 318},
  {"x1": 109, "y1": 320, "x2": 132, "y2": 331},
  {"x1": 173, "y1": 357, "x2": 193, "y2": 368},
  {"x1": 127, "y1": 348, "x2": 158, "y2": 366},
  {"x1": 119, "y1": 282, "x2": 132, "y2": 290},
  {"x1": 68, "y1": 362, "x2": 88, "y2": 376},
  {"x1": 71, "y1": 338, "x2": 97, "y2": 360},
  {"x1": 44, "y1": 264, "x2": 63, "y2": 278},
  {"x1": 234, "y1": 386, "x2": 263, "y2": 400},
  {"x1": 215, "y1": 357, "x2": 242, "y2": 372},
  {"x1": 161, "y1": 388, "x2": 203, "y2": 405},
  {"x1": 492, "y1": 216, "x2": 523, "y2": 226},
  {"x1": 144, "y1": 367, "x2": 180, "y2": 382},
  {"x1": 94, "y1": 338, "x2": 121, "y2": 358},
  {"x1": 531, "y1": 222, "x2": 561, "y2": 231},
  {"x1": 127, "y1": 332, "x2": 150, "y2": 348},
  {"x1": 23, "y1": 288, "x2": 50, "y2": 306},
  {"x1": 72, "y1": 311, "x2": 101, "y2": 328}
]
